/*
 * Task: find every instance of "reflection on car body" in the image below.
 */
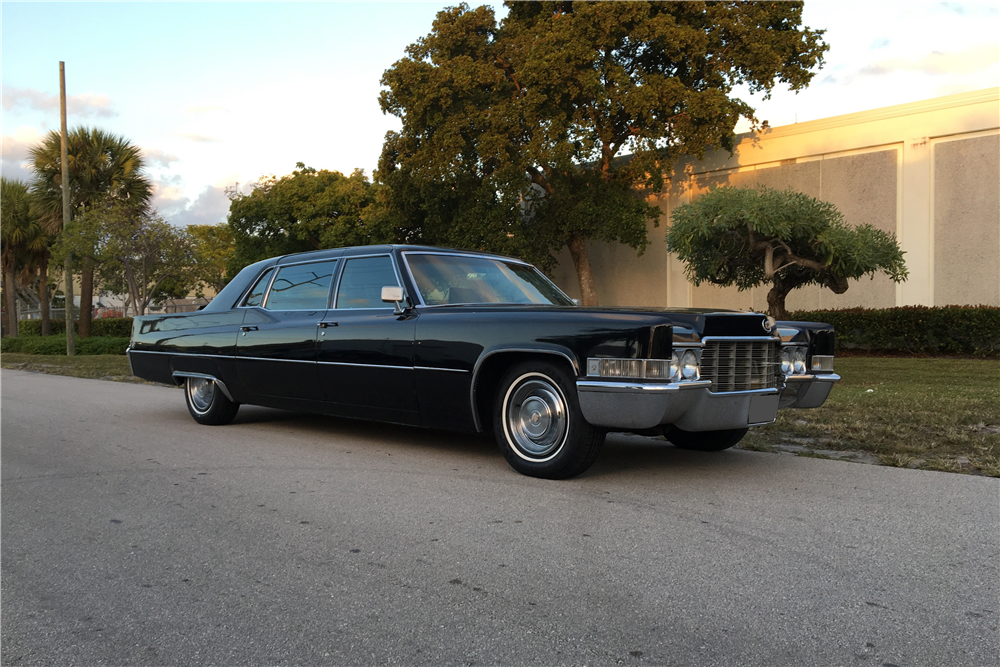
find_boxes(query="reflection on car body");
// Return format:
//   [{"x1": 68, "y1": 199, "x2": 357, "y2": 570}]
[{"x1": 128, "y1": 245, "x2": 840, "y2": 479}]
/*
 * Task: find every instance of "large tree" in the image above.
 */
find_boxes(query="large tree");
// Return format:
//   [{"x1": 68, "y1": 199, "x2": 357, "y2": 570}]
[
  {"x1": 226, "y1": 164, "x2": 394, "y2": 277},
  {"x1": 665, "y1": 186, "x2": 908, "y2": 319},
  {"x1": 378, "y1": 1, "x2": 828, "y2": 304},
  {"x1": 1, "y1": 178, "x2": 50, "y2": 337},
  {"x1": 187, "y1": 222, "x2": 236, "y2": 296},
  {"x1": 52, "y1": 204, "x2": 195, "y2": 317},
  {"x1": 29, "y1": 127, "x2": 153, "y2": 335}
]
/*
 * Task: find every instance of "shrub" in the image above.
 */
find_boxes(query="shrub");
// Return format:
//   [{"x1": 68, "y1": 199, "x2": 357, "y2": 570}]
[
  {"x1": 788, "y1": 305, "x2": 1000, "y2": 357},
  {"x1": 1, "y1": 335, "x2": 130, "y2": 356},
  {"x1": 17, "y1": 317, "x2": 133, "y2": 338}
]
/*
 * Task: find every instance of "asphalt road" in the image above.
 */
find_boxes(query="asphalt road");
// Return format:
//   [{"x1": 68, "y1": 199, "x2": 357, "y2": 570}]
[{"x1": 2, "y1": 369, "x2": 997, "y2": 667}]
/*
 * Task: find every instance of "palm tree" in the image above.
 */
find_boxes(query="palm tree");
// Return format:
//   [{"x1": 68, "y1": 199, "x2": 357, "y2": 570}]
[
  {"x1": 30, "y1": 127, "x2": 152, "y2": 336},
  {"x1": 1, "y1": 178, "x2": 49, "y2": 337}
]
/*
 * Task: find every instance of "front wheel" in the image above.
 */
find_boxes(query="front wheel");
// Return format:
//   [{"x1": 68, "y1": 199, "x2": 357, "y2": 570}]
[
  {"x1": 184, "y1": 377, "x2": 239, "y2": 426},
  {"x1": 493, "y1": 361, "x2": 605, "y2": 479},
  {"x1": 666, "y1": 426, "x2": 748, "y2": 452}
]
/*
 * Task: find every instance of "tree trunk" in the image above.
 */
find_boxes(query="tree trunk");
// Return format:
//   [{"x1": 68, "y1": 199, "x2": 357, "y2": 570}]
[
  {"x1": 39, "y1": 262, "x2": 50, "y2": 336},
  {"x1": 79, "y1": 259, "x2": 94, "y2": 338},
  {"x1": 3, "y1": 269, "x2": 19, "y2": 337},
  {"x1": 766, "y1": 277, "x2": 793, "y2": 320},
  {"x1": 567, "y1": 235, "x2": 599, "y2": 306}
]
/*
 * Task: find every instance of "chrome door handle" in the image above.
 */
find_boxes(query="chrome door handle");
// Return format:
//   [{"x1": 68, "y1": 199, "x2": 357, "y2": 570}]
[
  {"x1": 318, "y1": 322, "x2": 338, "y2": 328},
  {"x1": 239, "y1": 325, "x2": 258, "y2": 332}
]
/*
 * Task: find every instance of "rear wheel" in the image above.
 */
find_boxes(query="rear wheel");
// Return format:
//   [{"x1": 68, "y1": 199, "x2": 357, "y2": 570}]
[
  {"x1": 493, "y1": 361, "x2": 605, "y2": 479},
  {"x1": 184, "y1": 377, "x2": 239, "y2": 426},
  {"x1": 666, "y1": 427, "x2": 748, "y2": 452}
]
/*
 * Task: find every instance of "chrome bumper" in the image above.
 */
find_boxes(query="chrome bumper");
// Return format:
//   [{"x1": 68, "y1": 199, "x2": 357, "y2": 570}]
[
  {"x1": 576, "y1": 373, "x2": 840, "y2": 432},
  {"x1": 778, "y1": 373, "x2": 841, "y2": 409},
  {"x1": 576, "y1": 380, "x2": 780, "y2": 432}
]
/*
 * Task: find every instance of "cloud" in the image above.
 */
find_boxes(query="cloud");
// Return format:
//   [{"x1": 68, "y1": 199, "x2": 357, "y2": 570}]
[
  {"x1": 142, "y1": 147, "x2": 180, "y2": 168},
  {"x1": 1, "y1": 127, "x2": 43, "y2": 182},
  {"x1": 178, "y1": 132, "x2": 222, "y2": 143},
  {"x1": 156, "y1": 184, "x2": 231, "y2": 228},
  {"x1": 2, "y1": 86, "x2": 117, "y2": 118},
  {"x1": 859, "y1": 44, "x2": 999, "y2": 77},
  {"x1": 869, "y1": 38, "x2": 891, "y2": 50}
]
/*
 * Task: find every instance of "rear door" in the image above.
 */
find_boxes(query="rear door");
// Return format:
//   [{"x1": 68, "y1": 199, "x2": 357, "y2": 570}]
[{"x1": 236, "y1": 259, "x2": 337, "y2": 401}]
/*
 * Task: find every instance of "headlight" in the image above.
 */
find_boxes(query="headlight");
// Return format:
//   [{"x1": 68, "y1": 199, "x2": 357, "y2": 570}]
[
  {"x1": 781, "y1": 347, "x2": 795, "y2": 375},
  {"x1": 781, "y1": 346, "x2": 808, "y2": 376},
  {"x1": 680, "y1": 349, "x2": 700, "y2": 380},
  {"x1": 670, "y1": 352, "x2": 681, "y2": 382},
  {"x1": 793, "y1": 348, "x2": 807, "y2": 375}
]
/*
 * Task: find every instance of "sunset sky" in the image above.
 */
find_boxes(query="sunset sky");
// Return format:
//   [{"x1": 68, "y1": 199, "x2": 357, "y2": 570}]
[{"x1": 3, "y1": 1, "x2": 998, "y2": 228}]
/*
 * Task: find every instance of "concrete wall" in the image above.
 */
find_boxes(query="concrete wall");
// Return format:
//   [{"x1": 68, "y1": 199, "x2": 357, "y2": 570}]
[{"x1": 549, "y1": 88, "x2": 1000, "y2": 310}]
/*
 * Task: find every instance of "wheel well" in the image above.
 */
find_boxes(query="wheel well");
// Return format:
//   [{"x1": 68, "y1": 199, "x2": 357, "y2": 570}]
[{"x1": 473, "y1": 351, "x2": 578, "y2": 433}]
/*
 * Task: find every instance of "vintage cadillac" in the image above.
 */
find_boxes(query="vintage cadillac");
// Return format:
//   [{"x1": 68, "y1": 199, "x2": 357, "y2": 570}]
[{"x1": 128, "y1": 245, "x2": 840, "y2": 479}]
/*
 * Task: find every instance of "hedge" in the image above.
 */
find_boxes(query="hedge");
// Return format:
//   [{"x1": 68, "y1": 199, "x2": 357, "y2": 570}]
[
  {"x1": 787, "y1": 306, "x2": 1000, "y2": 357},
  {"x1": 17, "y1": 317, "x2": 133, "y2": 338},
  {"x1": 1, "y1": 335, "x2": 131, "y2": 356}
]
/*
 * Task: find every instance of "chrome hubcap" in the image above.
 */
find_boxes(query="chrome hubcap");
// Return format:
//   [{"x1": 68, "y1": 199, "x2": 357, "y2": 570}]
[
  {"x1": 505, "y1": 375, "x2": 568, "y2": 460},
  {"x1": 187, "y1": 377, "x2": 215, "y2": 414}
]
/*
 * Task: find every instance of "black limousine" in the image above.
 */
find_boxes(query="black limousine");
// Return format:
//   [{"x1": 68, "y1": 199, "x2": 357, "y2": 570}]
[{"x1": 127, "y1": 245, "x2": 840, "y2": 479}]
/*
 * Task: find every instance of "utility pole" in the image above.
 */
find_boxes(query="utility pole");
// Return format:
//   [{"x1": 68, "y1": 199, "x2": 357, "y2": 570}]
[{"x1": 60, "y1": 61, "x2": 75, "y2": 355}]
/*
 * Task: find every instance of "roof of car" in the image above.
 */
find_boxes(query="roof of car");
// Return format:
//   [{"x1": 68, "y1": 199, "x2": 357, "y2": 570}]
[{"x1": 274, "y1": 244, "x2": 522, "y2": 265}]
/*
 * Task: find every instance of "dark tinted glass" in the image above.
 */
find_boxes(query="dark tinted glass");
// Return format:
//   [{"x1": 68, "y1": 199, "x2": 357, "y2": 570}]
[
  {"x1": 265, "y1": 261, "x2": 337, "y2": 310},
  {"x1": 405, "y1": 254, "x2": 573, "y2": 306},
  {"x1": 243, "y1": 268, "x2": 275, "y2": 307},
  {"x1": 336, "y1": 256, "x2": 399, "y2": 309}
]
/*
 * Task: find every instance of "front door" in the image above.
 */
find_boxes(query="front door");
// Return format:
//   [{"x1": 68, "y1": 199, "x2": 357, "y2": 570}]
[{"x1": 315, "y1": 255, "x2": 418, "y2": 419}]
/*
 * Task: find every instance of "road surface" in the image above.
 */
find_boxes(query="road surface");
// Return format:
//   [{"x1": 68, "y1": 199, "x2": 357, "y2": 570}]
[{"x1": 2, "y1": 370, "x2": 997, "y2": 666}]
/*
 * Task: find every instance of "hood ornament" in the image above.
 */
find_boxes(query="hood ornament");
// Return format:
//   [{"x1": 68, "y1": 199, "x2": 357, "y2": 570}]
[{"x1": 762, "y1": 316, "x2": 775, "y2": 333}]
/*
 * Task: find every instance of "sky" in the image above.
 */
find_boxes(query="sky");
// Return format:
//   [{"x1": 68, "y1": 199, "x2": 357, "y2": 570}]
[{"x1": 2, "y1": 1, "x2": 998, "y2": 229}]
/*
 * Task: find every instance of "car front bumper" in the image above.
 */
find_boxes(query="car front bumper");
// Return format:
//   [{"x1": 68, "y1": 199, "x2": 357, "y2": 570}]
[{"x1": 576, "y1": 373, "x2": 840, "y2": 432}]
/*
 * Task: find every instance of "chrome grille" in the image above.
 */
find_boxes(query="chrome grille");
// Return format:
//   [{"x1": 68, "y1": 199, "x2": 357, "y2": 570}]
[{"x1": 700, "y1": 340, "x2": 779, "y2": 392}]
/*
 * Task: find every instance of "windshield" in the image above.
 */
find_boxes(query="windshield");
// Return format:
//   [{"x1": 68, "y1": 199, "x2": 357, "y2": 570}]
[{"x1": 404, "y1": 253, "x2": 574, "y2": 306}]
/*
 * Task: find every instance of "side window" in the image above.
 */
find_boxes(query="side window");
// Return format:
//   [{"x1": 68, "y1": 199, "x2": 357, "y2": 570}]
[
  {"x1": 242, "y1": 268, "x2": 275, "y2": 307},
  {"x1": 336, "y1": 256, "x2": 399, "y2": 309},
  {"x1": 264, "y1": 260, "x2": 337, "y2": 310}
]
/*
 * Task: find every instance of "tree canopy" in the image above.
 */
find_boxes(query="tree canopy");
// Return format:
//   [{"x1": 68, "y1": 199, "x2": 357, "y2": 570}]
[
  {"x1": 187, "y1": 223, "x2": 235, "y2": 296},
  {"x1": 665, "y1": 186, "x2": 908, "y2": 318},
  {"x1": 29, "y1": 126, "x2": 153, "y2": 336},
  {"x1": 378, "y1": 0, "x2": 828, "y2": 304},
  {"x1": 51, "y1": 204, "x2": 195, "y2": 317},
  {"x1": 2, "y1": 178, "x2": 49, "y2": 336},
  {"x1": 226, "y1": 164, "x2": 393, "y2": 277}
]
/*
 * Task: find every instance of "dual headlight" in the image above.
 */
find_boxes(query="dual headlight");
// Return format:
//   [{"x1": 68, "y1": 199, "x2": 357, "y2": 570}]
[
  {"x1": 586, "y1": 351, "x2": 700, "y2": 383},
  {"x1": 670, "y1": 349, "x2": 700, "y2": 382},
  {"x1": 781, "y1": 346, "x2": 808, "y2": 376}
]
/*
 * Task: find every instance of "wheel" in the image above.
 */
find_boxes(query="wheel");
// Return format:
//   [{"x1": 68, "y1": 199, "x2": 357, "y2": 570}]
[
  {"x1": 184, "y1": 377, "x2": 239, "y2": 426},
  {"x1": 493, "y1": 361, "x2": 605, "y2": 479},
  {"x1": 666, "y1": 427, "x2": 748, "y2": 452}
]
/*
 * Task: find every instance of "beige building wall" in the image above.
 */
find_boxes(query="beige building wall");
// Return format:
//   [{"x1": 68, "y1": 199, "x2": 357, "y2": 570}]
[{"x1": 550, "y1": 88, "x2": 1000, "y2": 310}]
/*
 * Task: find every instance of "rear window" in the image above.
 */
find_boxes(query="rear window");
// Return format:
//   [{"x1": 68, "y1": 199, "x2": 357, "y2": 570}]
[{"x1": 264, "y1": 261, "x2": 338, "y2": 310}]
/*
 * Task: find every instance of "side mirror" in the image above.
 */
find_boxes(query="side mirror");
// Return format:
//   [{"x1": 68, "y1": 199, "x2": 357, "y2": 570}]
[
  {"x1": 381, "y1": 286, "x2": 406, "y2": 315},
  {"x1": 572, "y1": 298, "x2": 582, "y2": 306}
]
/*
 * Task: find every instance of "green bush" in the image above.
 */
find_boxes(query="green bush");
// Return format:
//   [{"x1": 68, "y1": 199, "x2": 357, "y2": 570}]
[
  {"x1": 17, "y1": 317, "x2": 133, "y2": 338},
  {"x1": 788, "y1": 306, "x2": 1000, "y2": 357},
  {"x1": 1, "y1": 335, "x2": 130, "y2": 356},
  {"x1": 90, "y1": 318, "x2": 133, "y2": 337},
  {"x1": 18, "y1": 319, "x2": 75, "y2": 336}
]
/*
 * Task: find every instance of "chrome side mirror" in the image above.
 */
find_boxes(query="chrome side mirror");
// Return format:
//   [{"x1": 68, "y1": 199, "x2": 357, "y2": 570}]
[
  {"x1": 572, "y1": 298, "x2": 582, "y2": 306},
  {"x1": 381, "y1": 286, "x2": 406, "y2": 315}
]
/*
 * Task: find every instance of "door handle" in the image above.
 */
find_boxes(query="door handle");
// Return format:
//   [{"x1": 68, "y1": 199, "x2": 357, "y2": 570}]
[
  {"x1": 318, "y1": 322, "x2": 338, "y2": 328},
  {"x1": 240, "y1": 325, "x2": 258, "y2": 333}
]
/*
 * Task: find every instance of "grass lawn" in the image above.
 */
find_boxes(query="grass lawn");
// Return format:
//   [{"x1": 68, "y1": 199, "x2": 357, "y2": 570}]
[
  {"x1": 740, "y1": 357, "x2": 1000, "y2": 477},
  {"x1": 0, "y1": 353, "x2": 152, "y2": 384},
  {"x1": 3, "y1": 352, "x2": 997, "y2": 477}
]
